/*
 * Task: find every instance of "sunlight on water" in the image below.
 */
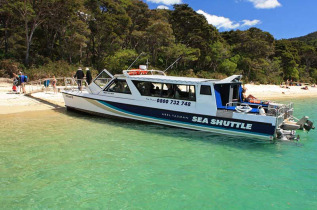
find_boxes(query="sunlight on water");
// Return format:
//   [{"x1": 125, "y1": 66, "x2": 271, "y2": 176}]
[{"x1": 1, "y1": 98, "x2": 317, "y2": 209}]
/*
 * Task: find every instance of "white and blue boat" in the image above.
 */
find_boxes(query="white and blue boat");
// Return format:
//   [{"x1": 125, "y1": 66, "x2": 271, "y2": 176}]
[{"x1": 62, "y1": 66, "x2": 314, "y2": 140}]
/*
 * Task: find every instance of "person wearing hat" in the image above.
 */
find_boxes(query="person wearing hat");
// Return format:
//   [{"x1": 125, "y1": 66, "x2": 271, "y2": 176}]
[
  {"x1": 74, "y1": 67, "x2": 84, "y2": 91},
  {"x1": 86, "y1": 67, "x2": 92, "y2": 85}
]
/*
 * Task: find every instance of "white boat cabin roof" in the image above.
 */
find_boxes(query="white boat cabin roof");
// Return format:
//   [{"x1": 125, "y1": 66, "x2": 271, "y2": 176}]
[
  {"x1": 121, "y1": 74, "x2": 216, "y2": 84},
  {"x1": 112, "y1": 69, "x2": 242, "y2": 85}
]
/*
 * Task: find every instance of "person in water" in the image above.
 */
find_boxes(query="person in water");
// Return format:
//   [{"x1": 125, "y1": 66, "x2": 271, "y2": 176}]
[
  {"x1": 74, "y1": 67, "x2": 84, "y2": 91},
  {"x1": 86, "y1": 67, "x2": 92, "y2": 85}
]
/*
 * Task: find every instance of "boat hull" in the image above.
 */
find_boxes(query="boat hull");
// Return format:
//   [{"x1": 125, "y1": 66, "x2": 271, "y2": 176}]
[{"x1": 63, "y1": 92, "x2": 276, "y2": 140}]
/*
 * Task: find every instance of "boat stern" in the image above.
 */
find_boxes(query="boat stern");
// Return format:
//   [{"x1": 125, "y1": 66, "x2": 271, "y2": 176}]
[{"x1": 274, "y1": 103, "x2": 315, "y2": 140}]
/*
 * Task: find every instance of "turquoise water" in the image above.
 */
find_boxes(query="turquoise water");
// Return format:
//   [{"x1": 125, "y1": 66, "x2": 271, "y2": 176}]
[{"x1": 1, "y1": 98, "x2": 317, "y2": 209}]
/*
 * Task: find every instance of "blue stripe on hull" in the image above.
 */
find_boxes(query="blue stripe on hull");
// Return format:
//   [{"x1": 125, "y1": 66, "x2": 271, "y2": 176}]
[{"x1": 97, "y1": 100, "x2": 275, "y2": 138}]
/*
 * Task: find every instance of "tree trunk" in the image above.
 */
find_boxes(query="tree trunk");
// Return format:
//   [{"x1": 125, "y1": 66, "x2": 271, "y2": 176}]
[{"x1": 4, "y1": 18, "x2": 9, "y2": 55}]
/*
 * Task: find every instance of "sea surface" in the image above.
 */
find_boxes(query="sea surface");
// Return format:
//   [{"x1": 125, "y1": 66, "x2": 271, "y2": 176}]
[{"x1": 1, "y1": 98, "x2": 317, "y2": 209}]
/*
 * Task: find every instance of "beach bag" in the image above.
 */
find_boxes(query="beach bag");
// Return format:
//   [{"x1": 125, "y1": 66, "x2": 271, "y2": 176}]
[
  {"x1": 44, "y1": 80, "x2": 50, "y2": 87},
  {"x1": 12, "y1": 85, "x2": 17, "y2": 92}
]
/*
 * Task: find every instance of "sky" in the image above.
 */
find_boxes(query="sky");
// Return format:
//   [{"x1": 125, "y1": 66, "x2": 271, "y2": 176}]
[{"x1": 143, "y1": 0, "x2": 317, "y2": 39}]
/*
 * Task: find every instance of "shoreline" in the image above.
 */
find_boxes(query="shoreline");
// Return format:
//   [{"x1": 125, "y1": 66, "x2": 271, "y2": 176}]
[{"x1": 1, "y1": 80, "x2": 317, "y2": 115}]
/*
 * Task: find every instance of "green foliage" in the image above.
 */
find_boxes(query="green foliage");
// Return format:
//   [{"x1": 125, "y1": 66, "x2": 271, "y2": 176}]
[
  {"x1": 0, "y1": 59, "x2": 23, "y2": 77},
  {"x1": 218, "y1": 59, "x2": 237, "y2": 75},
  {"x1": 0, "y1": 0, "x2": 316, "y2": 83},
  {"x1": 104, "y1": 49, "x2": 138, "y2": 74},
  {"x1": 24, "y1": 61, "x2": 79, "y2": 80}
]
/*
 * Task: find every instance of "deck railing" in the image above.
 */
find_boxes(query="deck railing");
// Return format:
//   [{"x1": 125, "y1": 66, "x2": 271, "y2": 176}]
[{"x1": 24, "y1": 77, "x2": 90, "y2": 94}]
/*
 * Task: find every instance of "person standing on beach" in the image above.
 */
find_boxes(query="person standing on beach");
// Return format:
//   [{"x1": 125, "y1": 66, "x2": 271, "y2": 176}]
[
  {"x1": 43, "y1": 75, "x2": 50, "y2": 92},
  {"x1": 74, "y1": 67, "x2": 84, "y2": 91},
  {"x1": 86, "y1": 67, "x2": 92, "y2": 85},
  {"x1": 52, "y1": 75, "x2": 57, "y2": 94},
  {"x1": 12, "y1": 73, "x2": 19, "y2": 93},
  {"x1": 19, "y1": 72, "x2": 26, "y2": 94}
]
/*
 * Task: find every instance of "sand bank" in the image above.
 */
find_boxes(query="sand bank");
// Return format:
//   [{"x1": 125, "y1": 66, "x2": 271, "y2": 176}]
[
  {"x1": 245, "y1": 84, "x2": 317, "y2": 100},
  {"x1": 0, "y1": 81, "x2": 64, "y2": 114},
  {"x1": 1, "y1": 79, "x2": 317, "y2": 114}
]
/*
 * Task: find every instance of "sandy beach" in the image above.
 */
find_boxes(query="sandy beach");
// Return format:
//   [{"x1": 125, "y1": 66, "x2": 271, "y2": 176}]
[
  {"x1": 1, "y1": 78, "x2": 317, "y2": 114},
  {"x1": 0, "y1": 79, "x2": 64, "y2": 114},
  {"x1": 245, "y1": 84, "x2": 317, "y2": 100}
]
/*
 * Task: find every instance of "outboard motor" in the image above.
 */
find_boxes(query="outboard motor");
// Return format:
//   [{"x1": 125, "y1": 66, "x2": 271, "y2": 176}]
[
  {"x1": 304, "y1": 120, "x2": 315, "y2": 131},
  {"x1": 296, "y1": 116, "x2": 315, "y2": 132}
]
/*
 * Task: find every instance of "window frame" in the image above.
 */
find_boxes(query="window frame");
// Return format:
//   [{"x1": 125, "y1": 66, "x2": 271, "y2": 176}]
[
  {"x1": 104, "y1": 79, "x2": 132, "y2": 94},
  {"x1": 200, "y1": 85, "x2": 212, "y2": 95},
  {"x1": 132, "y1": 80, "x2": 196, "y2": 101}
]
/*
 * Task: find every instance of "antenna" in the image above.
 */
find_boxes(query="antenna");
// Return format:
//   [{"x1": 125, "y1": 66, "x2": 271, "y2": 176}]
[
  {"x1": 164, "y1": 56, "x2": 182, "y2": 73},
  {"x1": 127, "y1": 52, "x2": 145, "y2": 70},
  {"x1": 146, "y1": 59, "x2": 149, "y2": 69}
]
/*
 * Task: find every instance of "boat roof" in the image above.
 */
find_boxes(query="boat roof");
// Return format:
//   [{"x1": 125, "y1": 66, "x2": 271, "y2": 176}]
[
  {"x1": 124, "y1": 74, "x2": 216, "y2": 84},
  {"x1": 115, "y1": 73, "x2": 242, "y2": 85}
]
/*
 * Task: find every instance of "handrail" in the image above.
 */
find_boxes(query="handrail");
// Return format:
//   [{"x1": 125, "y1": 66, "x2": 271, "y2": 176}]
[{"x1": 22, "y1": 77, "x2": 91, "y2": 94}]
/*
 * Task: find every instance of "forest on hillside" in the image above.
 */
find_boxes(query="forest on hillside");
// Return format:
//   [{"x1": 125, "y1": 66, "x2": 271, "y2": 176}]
[{"x1": 1, "y1": 0, "x2": 317, "y2": 83}]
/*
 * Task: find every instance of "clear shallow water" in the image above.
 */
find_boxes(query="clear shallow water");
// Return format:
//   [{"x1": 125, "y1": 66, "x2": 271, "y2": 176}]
[{"x1": 1, "y1": 98, "x2": 317, "y2": 209}]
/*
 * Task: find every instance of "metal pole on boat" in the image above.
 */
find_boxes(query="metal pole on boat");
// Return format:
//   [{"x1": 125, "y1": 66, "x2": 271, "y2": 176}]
[
  {"x1": 127, "y1": 52, "x2": 145, "y2": 70},
  {"x1": 164, "y1": 56, "x2": 182, "y2": 73}
]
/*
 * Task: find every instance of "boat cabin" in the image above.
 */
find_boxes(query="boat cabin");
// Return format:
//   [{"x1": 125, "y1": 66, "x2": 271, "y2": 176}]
[{"x1": 87, "y1": 69, "x2": 265, "y2": 115}]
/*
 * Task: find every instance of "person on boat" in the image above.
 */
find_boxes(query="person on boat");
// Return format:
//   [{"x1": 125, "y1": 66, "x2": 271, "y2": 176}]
[
  {"x1": 166, "y1": 84, "x2": 174, "y2": 98},
  {"x1": 74, "y1": 67, "x2": 84, "y2": 91},
  {"x1": 86, "y1": 67, "x2": 92, "y2": 85},
  {"x1": 241, "y1": 85, "x2": 247, "y2": 101}
]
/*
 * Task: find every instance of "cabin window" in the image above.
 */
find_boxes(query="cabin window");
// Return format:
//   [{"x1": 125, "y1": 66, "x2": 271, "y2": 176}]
[
  {"x1": 133, "y1": 81, "x2": 162, "y2": 96},
  {"x1": 94, "y1": 71, "x2": 112, "y2": 88},
  {"x1": 174, "y1": 85, "x2": 196, "y2": 101},
  {"x1": 200, "y1": 85, "x2": 212, "y2": 95},
  {"x1": 162, "y1": 83, "x2": 175, "y2": 98},
  {"x1": 105, "y1": 79, "x2": 131, "y2": 94},
  {"x1": 232, "y1": 84, "x2": 239, "y2": 102},
  {"x1": 132, "y1": 81, "x2": 196, "y2": 101}
]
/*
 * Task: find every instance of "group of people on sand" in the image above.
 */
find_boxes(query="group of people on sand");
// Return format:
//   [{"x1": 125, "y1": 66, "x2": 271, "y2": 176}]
[
  {"x1": 74, "y1": 67, "x2": 92, "y2": 91},
  {"x1": 12, "y1": 72, "x2": 27, "y2": 94},
  {"x1": 11, "y1": 66, "x2": 93, "y2": 94},
  {"x1": 280, "y1": 79, "x2": 316, "y2": 90}
]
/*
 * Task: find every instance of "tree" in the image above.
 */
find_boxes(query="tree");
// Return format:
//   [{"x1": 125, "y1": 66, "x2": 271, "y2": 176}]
[
  {"x1": 170, "y1": 4, "x2": 222, "y2": 69},
  {"x1": 8, "y1": 0, "x2": 61, "y2": 65},
  {"x1": 85, "y1": 0, "x2": 132, "y2": 70},
  {"x1": 145, "y1": 20, "x2": 174, "y2": 65}
]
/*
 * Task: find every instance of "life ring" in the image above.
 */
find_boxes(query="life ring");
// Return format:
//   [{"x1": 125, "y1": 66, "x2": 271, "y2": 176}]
[
  {"x1": 128, "y1": 69, "x2": 148, "y2": 75},
  {"x1": 235, "y1": 104, "x2": 252, "y2": 113}
]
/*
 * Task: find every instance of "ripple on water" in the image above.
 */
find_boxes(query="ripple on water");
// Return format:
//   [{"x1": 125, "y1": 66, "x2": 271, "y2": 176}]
[{"x1": 1, "y1": 98, "x2": 317, "y2": 209}]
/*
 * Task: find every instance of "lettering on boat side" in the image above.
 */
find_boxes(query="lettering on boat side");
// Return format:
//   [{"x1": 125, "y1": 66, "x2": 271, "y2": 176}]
[
  {"x1": 192, "y1": 116, "x2": 253, "y2": 130},
  {"x1": 162, "y1": 113, "x2": 189, "y2": 120},
  {"x1": 157, "y1": 98, "x2": 191, "y2": 106}
]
